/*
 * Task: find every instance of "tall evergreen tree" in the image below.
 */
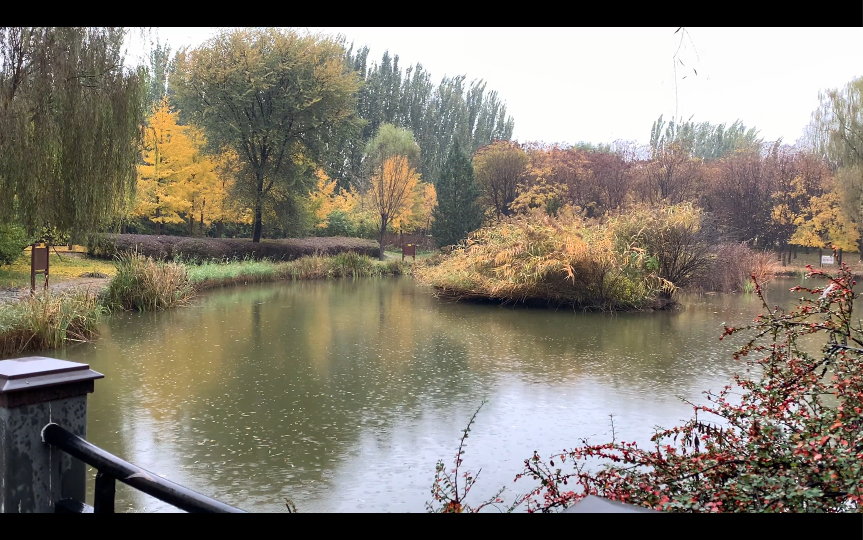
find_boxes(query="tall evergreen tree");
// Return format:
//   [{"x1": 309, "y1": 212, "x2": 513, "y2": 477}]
[{"x1": 432, "y1": 140, "x2": 482, "y2": 248}]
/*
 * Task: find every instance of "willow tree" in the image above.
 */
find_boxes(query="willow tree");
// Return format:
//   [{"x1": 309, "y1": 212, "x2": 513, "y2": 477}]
[
  {"x1": 0, "y1": 27, "x2": 146, "y2": 239},
  {"x1": 170, "y1": 28, "x2": 360, "y2": 242},
  {"x1": 809, "y1": 76, "x2": 863, "y2": 257},
  {"x1": 363, "y1": 124, "x2": 421, "y2": 258}
]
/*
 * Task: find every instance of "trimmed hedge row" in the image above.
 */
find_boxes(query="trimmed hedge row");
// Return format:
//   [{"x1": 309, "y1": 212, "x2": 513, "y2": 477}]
[{"x1": 87, "y1": 234, "x2": 379, "y2": 262}]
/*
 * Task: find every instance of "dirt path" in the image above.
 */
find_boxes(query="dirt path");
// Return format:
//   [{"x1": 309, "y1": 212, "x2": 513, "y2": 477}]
[{"x1": 0, "y1": 277, "x2": 110, "y2": 305}]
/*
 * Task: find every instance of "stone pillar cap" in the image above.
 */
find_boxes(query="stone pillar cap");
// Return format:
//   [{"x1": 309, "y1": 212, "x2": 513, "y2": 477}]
[{"x1": 0, "y1": 357, "x2": 103, "y2": 394}]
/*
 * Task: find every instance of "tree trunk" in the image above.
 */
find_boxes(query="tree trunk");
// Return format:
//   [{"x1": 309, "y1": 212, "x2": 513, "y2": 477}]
[
  {"x1": 200, "y1": 198, "x2": 206, "y2": 237},
  {"x1": 217, "y1": 220, "x2": 224, "y2": 238},
  {"x1": 378, "y1": 215, "x2": 387, "y2": 261},
  {"x1": 253, "y1": 172, "x2": 264, "y2": 243},
  {"x1": 253, "y1": 202, "x2": 263, "y2": 243},
  {"x1": 189, "y1": 215, "x2": 194, "y2": 236}
]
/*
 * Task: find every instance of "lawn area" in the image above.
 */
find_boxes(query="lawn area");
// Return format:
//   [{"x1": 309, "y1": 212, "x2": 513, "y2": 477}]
[
  {"x1": 382, "y1": 249, "x2": 436, "y2": 261},
  {"x1": 0, "y1": 247, "x2": 115, "y2": 288},
  {"x1": 772, "y1": 248, "x2": 863, "y2": 276}
]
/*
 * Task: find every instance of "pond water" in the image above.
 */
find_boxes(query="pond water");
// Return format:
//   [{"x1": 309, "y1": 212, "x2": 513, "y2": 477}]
[{"x1": 54, "y1": 274, "x2": 819, "y2": 512}]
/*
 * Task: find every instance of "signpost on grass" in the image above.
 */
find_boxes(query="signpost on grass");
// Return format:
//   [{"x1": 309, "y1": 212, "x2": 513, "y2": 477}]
[
  {"x1": 402, "y1": 243, "x2": 416, "y2": 262},
  {"x1": 31, "y1": 243, "x2": 49, "y2": 294}
]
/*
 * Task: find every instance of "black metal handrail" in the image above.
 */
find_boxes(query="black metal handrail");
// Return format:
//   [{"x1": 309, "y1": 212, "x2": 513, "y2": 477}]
[{"x1": 42, "y1": 423, "x2": 245, "y2": 513}]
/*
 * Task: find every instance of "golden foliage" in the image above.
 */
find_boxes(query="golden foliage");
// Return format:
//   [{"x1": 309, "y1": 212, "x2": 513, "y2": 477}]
[
  {"x1": 510, "y1": 179, "x2": 566, "y2": 216},
  {"x1": 370, "y1": 156, "x2": 420, "y2": 222},
  {"x1": 211, "y1": 147, "x2": 254, "y2": 226},
  {"x1": 135, "y1": 98, "x2": 243, "y2": 232},
  {"x1": 790, "y1": 188, "x2": 859, "y2": 251},
  {"x1": 415, "y1": 208, "x2": 673, "y2": 311},
  {"x1": 399, "y1": 181, "x2": 437, "y2": 233},
  {"x1": 309, "y1": 169, "x2": 360, "y2": 229}
]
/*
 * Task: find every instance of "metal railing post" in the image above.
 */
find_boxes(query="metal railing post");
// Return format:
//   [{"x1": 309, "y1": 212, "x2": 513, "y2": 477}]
[
  {"x1": 42, "y1": 423, "x2": 245, "y2": 513},
  {"x1": 0, "y1": 356, "x2": 103, "y2": 513},
  {"x1": 94, "y1": 471, "x2": 116, "y2": 513}
]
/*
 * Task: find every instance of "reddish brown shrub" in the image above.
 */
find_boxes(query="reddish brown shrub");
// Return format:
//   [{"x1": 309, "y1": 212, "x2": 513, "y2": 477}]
[{"x1": 88, "y1": 234, "x2": 379, "y2": 262}]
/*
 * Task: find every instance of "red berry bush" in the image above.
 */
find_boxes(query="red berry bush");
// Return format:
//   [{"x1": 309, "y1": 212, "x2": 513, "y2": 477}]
[
  {"x1": 512, "y1": 264, "x2": 863, "y2": 512},
  {"x1": 430, "y1": 264, "x2": 863, "y2": 513}
]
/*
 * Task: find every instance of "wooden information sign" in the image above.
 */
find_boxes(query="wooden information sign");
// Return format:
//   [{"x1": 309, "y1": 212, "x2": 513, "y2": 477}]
[{"x1": 31, "y1": 244, "x2": 49, "y2": 293}]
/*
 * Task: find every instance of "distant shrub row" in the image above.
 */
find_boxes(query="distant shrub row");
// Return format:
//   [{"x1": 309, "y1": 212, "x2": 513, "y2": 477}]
[{"x1": 87, "y1": 234, "x2": 379, "y2": 262}]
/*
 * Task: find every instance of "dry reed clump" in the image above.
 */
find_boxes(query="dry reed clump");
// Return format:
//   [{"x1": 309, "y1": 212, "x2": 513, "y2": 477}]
[
  {"x1": 607, "y1": 203, "x2": 713, "y2": 292},
  {"x1": 414, "y1": 210, "x2": 673, "y2": 311},
  {"x1": 694, "y1": 243, "x2": 778, "y2": 293},
  {"x1": 104, "y1": 252, "x2": 193, "y2": 311},
  {"x1": 0, "y1": 289, "x2": 105, "y2": 358}
]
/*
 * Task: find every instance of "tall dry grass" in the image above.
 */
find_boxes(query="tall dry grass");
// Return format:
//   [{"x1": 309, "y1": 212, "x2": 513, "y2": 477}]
[
  {"x1": 0, "y1": 290, "x2": 105, "y2": 358},
  {"x1": 104, "y1": 252, "x2": 193, "y2": 311},
  {"x1": 415, "y1": 209, "x2": 674, "y2": 311},
  {"x1": 693, "y1": 243, "x2": 778, "y2": 293}
]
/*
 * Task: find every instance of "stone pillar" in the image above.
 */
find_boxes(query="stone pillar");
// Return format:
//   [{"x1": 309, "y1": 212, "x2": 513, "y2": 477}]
[{"x1": 0, "y1": 357, "x2": 103, "y2": 513}]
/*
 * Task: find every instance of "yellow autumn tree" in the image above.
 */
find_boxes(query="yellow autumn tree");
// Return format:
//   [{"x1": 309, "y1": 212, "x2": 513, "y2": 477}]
[
  {"x1": 136, "y1": 97, "x2": 240, "y2": 236},
  {"x1": 790, "y1": 183, "x2": 859, "y2": 252},
  {"x1": 310, "y1": 170, "x2": 338, "y2": 228},
  {"x1": 211, "y1": 147, "x2": 253, "y2": 236},
  {"x1": 411, "y1": 182, "x2": 438, "y2": 234},
  {"x1": 394, "y1": 181, "x2": 437, "y2": 236},
  {"x1": 369, "y1": 155, "x2": 421, "y2": 259},
  {"x1": 308, "y1": 168, "x2": 364, "y2": 236},
  {"x1": 136, "y1": 97, "x2": 196, "y2": 233}
]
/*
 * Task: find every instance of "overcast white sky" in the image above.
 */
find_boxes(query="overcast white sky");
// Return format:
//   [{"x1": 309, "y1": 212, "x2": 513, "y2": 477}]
[{"x1": 127, "y1": 27, "x2": 863, "y2": 148}]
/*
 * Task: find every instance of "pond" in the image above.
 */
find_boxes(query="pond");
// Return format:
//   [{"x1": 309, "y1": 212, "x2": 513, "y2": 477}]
[{"x1": 55, "y1": 274, "x2": 817, "y2": 512}]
